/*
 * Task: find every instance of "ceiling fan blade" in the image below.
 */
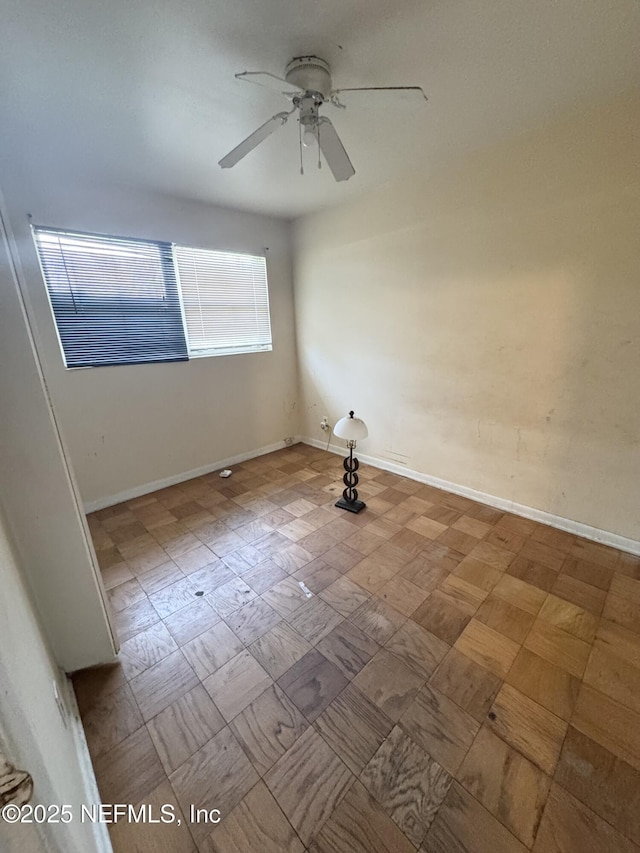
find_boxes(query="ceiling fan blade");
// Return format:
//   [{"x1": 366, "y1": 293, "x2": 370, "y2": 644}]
[
  {"x1": 317, "y1": 117, "x2": 355, "y2": 182},
  {"x1": 235, "y1": 71, "x2": 304, "y2": 95},
  {"x1": 332, "y1": 85, "x2": 428, "y2": 103},
  {"x1": 218, "y1": 112, "x2": 290, "y2": 169}
]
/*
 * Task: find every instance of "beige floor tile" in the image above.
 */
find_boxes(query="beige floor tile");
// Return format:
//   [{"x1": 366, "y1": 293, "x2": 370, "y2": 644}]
[
  {"x1": 563, "y1": 556, "x2": 614, "y2": 591},
  {"x1": 457, "y1": 725, "x2": 551, "y2": 847},
  {"x1": 347, "y1": 556, "x2": 398, "y2": 593},
  {"x1": 108, "y1": 577, "x2": 147, "y2": 613},
  {"x1": 538, "y1": 593, "x2": 598, "y2": 643},
  {"x1": 162, "y1": 598, "x2": 220, "y2": 646},
  {"x1": 438, "y1": 573, "x2": 488, "y2": 613},
  {"x1": 201, "y1": 780, "x2": 304, "y2": 853},
  {"x1": 384, "y1": 620, "x2": 449, "y2": 680},
  {"x1": 181, "y1": 621, "x2": 244, "y2": 680},
  {"x1": 81, "y1": 682, "x2": 143, "y2": 759},
  {"x1": 93, "y1": 725, "x2": 165, "y2": 806},
  {"x1": 377, "y1": 575, "x2": 429, "y2": 616},
  {"x1": 136, "y1": 559, "x2": 185, "y2": 595},
  {"x1": 249, "y1": 621, "x2": 313, "y2": 680},
  {"x1": 147, "y1": 684, "x2": 225, "y2": 774},
  {"x1": 169, "y1": 726, "x2": 259, "y2": 844},
  {"x1": 452, "y1": 515, "x2": 494, "y2": 539},
  {"x1": 264, "y1": 727, "x2": 354, "y2": 846},
  {"x1": 203, "y1": 650, "x2": 272, "y2": 721},
  {"x1": 129, "y1": 649, "x2": 199, "y2": 721},
  {"x1": 316, "y1": 620, "x2": 379, "y2": 679},
  {"x1": 487, "y1": 683, "x2": 567, "y2": 775},
  {"x1": 262, "y1": 576, "x2": 311, "y2": 618},
  {"x1": 454, "y1": 619, "x2": 520, "y2": 679},
  {"x1": 361, "y1": 725, "x2": 452, "y2": 846},
  {"x1": 572, "y1": 682, "x2": 640, "y2": 772},
  {"x1": 118, "y1": 621, "x2": 179, "y2": 679},
  {"x1": 533, "y1": 783, "x2": 640, "y2": 853},
  {"x1": 474, "y1": 594, "x2": 535, "y2": 643},
  {"x1": 354, "y1": 649, "x2": 424, "y2": 722},
  {"x1": 114, "y1": 597, "x2": 161, "y2": 643},
  {"x1": 411, "y1": 590, "x2": 473, "y2": 645},
  {"x1": 429, "y1": 648, "x2": 502, "y2": 722},
  {"x1": 551, "y1": 572, "x2": 607, "y2": 616},
  {"x1": 288, "y1": 597, "x2": 344, "y2": 645},
  {"x1": 309, "y1": 780, "x2": 415, "y2": 853},
  {"x1": 524, "y1": 619, "x2": 591, "y2": 678},
  {"x1": 507, "y1": 647, "x2": 580, "y2": 721},
  {"x1": 349, "y1": 596, "x2": 406, "y2": 645},
  {"x1": 423, "y1": 781, "x2": 528, "y2": 853},
  {"x1": 149, "y1": 577, "x2": 198, "y2": 619},
  {"x1": 518, "y1": 539, "x2": 565, "y2": 572},
  {"x1": 108, "y1": 779, "x2": 196, "y2": 853},
  {"x1": 319, "y1": 576, "x2": 371, "y2": 617},
  {"x1": 453, "y1": 556, "x2": 503, "y2": 592},
  {"x1": 72, "y1": 662, "x2": 128, "y2": 714},
  {"x1": 507, "y1": 555, "x2": 558, "y2": 592},
  {"x1": 278, "y1": 649, "x2": 349, "y2": 722},
  {"x1": 223, "y1": 596, "x2": 281, "y2": 645},
  {"x1": 207, "y1": 576, "x2": 257, "y2": 618},
  {"x1": 101, "y1": 560, "x2": 135, "y2": 590},
  {"x1": 555, "y1": 726, "x2": 640, "y2": 846},
  {"x1": 240, "y1": 559, "x2": 288, "y2": 594},
  {"x1": 173, "y1": 542, "x2": 218, "y2": 574},
  {"x1": 399, "y1": 684, "x2": 479, "y2": 775},
  {"x1": 294, "y1": 559, "x2": 340, "y2": 594},
  {"x1": 468, "y1": 541, "x2": 515, "y2": 570},
  {"x1": 314, "y1": 684, "x2": 394, "y2": 776},
  {"x1": 230, "y1": 684, "x2": 309, "y2": 776},
  {"x1": 492, "y1": 573, "x2": 547, "y2": 615}
]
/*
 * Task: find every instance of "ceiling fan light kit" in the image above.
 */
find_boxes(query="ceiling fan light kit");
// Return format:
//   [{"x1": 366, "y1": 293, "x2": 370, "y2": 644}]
[{"x1": 218, "y1": 55, "x2": 427, "y2": 183}]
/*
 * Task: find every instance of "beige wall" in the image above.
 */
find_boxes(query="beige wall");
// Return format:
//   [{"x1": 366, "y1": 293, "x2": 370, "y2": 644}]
[
  {"x1": 1, "y1": 175, "x2": 298, "y2": 508},
  {"x1": 0, "y1": 505, "x2": 108, "y2": 853},
  {"x1": 294, "y1": 90, "x2": 640, "y2": 542}
]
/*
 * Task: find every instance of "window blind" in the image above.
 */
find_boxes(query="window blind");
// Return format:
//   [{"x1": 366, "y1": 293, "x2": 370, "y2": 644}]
[
  {"x1": 174, "y1": 246, "x2": 272, "y2": 357},
  {"x1": 33, "y1": 227, "x2": 188, "y2": 368}
]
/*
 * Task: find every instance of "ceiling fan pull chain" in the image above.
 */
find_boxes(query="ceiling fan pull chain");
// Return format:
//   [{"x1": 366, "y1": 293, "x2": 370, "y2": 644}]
[
  {"x1": 317, "y1": 123, "x2": 322, "y2": 170},
  {"x1": 298, "y1": 118, "x2": 304, "y2": 175}
]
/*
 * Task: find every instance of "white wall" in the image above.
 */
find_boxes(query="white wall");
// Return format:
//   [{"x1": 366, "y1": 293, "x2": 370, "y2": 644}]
[
  {"x1": 0, "y1": 174, "x2": 299, "y2": 507},
  {"x1": 294, "y1": 90, "x2": 640, "y2": 543},
  {"x1": 0, "y1": 505, "x2": 108, "y2": 853},
  {"x1": 0, "y1": 202, "x2": 115, "y2": 671}
]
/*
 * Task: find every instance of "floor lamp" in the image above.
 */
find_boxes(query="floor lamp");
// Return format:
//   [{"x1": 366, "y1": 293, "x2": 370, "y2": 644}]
[{"x1": 333, "y1": 410, "x2": 368, "y2": 513}]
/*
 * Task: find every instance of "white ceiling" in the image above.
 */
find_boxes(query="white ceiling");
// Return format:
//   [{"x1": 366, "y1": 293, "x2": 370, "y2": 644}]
[{"x1": 2, "y1": 0, "x2": 639, "y2": 218}]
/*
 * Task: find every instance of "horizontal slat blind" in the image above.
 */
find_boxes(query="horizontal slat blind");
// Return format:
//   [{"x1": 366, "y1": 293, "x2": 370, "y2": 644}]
[
  {"x1": 33, "y1": 227, "x2": 188, "y2": 367},
  {"x1": 174, "y1": 246, "x2": 272, "y2": 356}
]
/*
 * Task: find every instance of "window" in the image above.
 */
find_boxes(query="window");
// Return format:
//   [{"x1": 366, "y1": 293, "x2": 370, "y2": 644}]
[
  {"x1": 174, "y1": 246, "x2": 272, "y2": 357},
  {"x1": 33, "y1": 226, "x2": 272, "y2": 368}
]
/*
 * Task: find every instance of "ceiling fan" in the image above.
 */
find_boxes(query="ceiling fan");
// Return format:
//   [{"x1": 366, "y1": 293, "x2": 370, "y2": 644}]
[{"x1": 218, "y1": 55, "x2": 427, "y2": 182}]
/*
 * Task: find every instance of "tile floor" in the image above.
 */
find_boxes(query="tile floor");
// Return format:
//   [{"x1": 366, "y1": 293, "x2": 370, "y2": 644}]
[{"x1": 73, "y1": 443, "x2": 640, "y2": 853}]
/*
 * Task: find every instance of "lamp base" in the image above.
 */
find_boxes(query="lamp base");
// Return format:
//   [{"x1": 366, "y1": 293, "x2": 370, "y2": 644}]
[{"x1": 335, "y1": 497, "x2": 366, "y2": 514}]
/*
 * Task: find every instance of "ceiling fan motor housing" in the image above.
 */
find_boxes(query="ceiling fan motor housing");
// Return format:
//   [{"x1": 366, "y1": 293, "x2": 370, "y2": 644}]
[{"x1": 285, "y1": 56, "x2": 332, "y2": 99}]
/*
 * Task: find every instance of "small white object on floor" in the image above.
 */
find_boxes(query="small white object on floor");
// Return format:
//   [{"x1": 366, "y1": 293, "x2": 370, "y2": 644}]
[
  {"x1": 298, "y1": 581, "x2": 313, "y2": 598},
  {"x1": 219, "y1": 469, "x2": 232, "y2": 478}
]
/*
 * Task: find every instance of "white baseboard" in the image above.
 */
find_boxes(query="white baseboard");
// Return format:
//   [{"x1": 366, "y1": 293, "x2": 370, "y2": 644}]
[
  {"x1": 301, "y1": 436, "x2": 640, "y2": 557},
  {"x1": 84, "y1": 440, "x2": 292, "y2": 513}
]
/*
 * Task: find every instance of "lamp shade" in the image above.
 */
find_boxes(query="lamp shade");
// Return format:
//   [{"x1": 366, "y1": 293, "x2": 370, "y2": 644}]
[{"x1": 334, "y1": 411, "x2": 368, "y2": 441}]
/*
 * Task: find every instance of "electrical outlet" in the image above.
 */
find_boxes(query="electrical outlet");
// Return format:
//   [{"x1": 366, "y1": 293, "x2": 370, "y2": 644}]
[{"x1": 320, "y1": 417, "x2": 329, "y2": 432}]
